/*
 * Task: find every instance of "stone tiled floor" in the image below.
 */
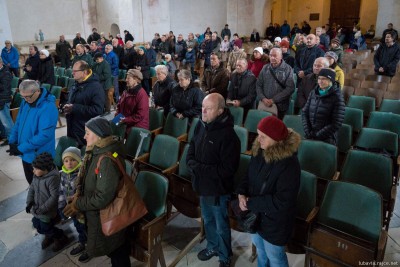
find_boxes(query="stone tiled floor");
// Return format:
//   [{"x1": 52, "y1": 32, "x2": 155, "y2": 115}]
[{"x1": 0, "y1": 116, "x2": 399, "y2": 267}]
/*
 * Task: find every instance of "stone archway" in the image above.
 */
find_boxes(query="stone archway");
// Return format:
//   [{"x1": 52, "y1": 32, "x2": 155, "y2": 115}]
[{"x1": 110, "y1": 23, "x2": 120, "y2": 38}]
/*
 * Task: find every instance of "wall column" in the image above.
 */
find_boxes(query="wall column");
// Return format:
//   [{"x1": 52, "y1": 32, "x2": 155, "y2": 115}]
[{"x1": 376, "y1": 0, "x2": 400, "y2": 39}]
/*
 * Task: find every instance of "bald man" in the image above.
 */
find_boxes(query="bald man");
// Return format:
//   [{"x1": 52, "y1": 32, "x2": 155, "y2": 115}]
[{"x1": 187, "y1": 93, "x2": 240, "y2": 267}]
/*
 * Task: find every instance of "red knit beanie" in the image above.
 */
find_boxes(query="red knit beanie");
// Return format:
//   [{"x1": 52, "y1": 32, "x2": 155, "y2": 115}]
[{"x1": 257, "y1": 116, "x2": 288, "y2": 141}]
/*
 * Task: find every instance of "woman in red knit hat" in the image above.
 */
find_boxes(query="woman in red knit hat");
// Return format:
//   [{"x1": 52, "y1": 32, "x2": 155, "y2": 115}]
[{"x1": 236, "y1": 116, "x2": 301, "y2": 267}]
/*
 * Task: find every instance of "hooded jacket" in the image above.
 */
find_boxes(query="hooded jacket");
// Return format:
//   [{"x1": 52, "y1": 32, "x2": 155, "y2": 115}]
[
  {"x1": 104, "y1": 51, "x2": 119, "y2": 76},
  {"x1": 236, "y1": 130, "x2": 301, "y2": 246},
  {"x1": 187, "y1": 109, "x2": 241, "y2": 196},
  {"x1": 9, "y1": 88, "x2": 58, "y2": 163},
  {"x1": 38, "y1": 56, "x2": 55, "y2": 85},
  {"x1": 302, "y1": 81, "x2": 345, "y2": 145}
]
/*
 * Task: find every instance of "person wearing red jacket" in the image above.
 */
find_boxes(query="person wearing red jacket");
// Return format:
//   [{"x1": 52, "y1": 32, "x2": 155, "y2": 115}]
[{"x1": 248, "y1": 47, "x2": 268, "y2": 78}]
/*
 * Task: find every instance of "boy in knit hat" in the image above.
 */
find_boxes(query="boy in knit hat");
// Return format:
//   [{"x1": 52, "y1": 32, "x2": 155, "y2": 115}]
[
  {"x1": 329, "y1": 37, "x2": 344, "y2": 68},
  {"x1": 58, "y1": 147, "x2": 91, "y2": 263},
  {"x1": 26, "y1": 152, "x2": 68, "y2": 252}
]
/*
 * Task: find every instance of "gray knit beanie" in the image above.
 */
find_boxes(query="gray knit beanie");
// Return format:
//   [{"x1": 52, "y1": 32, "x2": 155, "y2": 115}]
[
  {"x1": 62, "y1": 147, "x2": 82, "y2": 163},
  {"x1": 85, "y1": 117, "x2": 112, "y2": 138}
]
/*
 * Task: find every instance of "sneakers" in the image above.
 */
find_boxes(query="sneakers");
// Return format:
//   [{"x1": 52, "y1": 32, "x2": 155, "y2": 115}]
[
  {"x1": 52, "y1": 235, "x2": 68, "y2": 252},
  {"x1": 219, "y1": 260, "x2": 231, "y2": 267},
  {"x1": 78, "y1": 251, "x2": 92, "y2": 263},
  {"x1": 41, "y1": 236, "x2": 54, "y2": 249},
  {"x1": 197, "y1": 248, "x2": 218, "y2": 261},
  {"x1": 70, "y1": 243, "x2": 85, "y2": 256}
]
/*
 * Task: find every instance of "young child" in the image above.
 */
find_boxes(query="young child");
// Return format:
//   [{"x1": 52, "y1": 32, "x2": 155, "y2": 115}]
[
  {"x1": 330, "y1": 37, "x2": 344, "y2": 68},
  {"x1": 26, "y1": 152, "x2": 68, "y2": 252},
  {"x1": 58, "y1": 147, "x2": 91, "y2": 263}
]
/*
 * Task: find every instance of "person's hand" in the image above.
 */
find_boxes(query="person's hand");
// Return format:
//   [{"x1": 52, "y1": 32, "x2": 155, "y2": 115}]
[
  {"x1": 7, "y1": 144, "x2": 22, "y2": 156},
  {"x1": 298, "y1": 71, "x2": 305, "y2": 78},
  {"x1": 379, "y1": 67, "x2": 384, "y2": 72},
  {"x1": 176, "y1": 113, "x2": 184, "y2": 119},
  {"x1": 26, "y1": 66, "x2": 32, "y2": 72},
  {"x1": 26, "y1": 203, "x2": 33, "y2": 213},
  {"x1": 233, "y1": 100, "x2": 241, "y2": 107},
  {"x1": 262, "y1": 98, "x2": 273, "y2": 107},
  {"x1": 238, "y1": 194, "x2": 248, "y2": 211},
  {"x1": 63, "y1": 104, "x2": 73, "y2": 114},
  {"x1": 63, "y1": 196, "x2": 79, "y2": 217}
]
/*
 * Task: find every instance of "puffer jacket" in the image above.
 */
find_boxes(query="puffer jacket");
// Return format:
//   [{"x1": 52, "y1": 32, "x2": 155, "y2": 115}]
[
  {"x1": 27, "y1": 168, "x2": 60, "y2": 222},
  {"x1": 187, "y1": 109, "x2": 241, "y2": 196},
  {"x1": 302, "y1": 81, "x2": 345, "y2": 145},
  {"x1": 152, "y1": 76, "x2": 176, "y2": 116},
  {"x1": 295, "y1": 73, "x2": 317, "y2": 109},
  {"x1": 170, "y1": 82, "x2": 204, "y2": 120},
  {"x1": 37, "y1": 56, "x2": 55, "y2": 85},
  {"x1": 201, "y1": 63, "x2": 230, "y2": 98},
  {"x1": 0, "y1": 66, "x2": 12, "y2": 108},
  {"x1": 9, "y1": 88, "x2": 58, "y2": 163},
  {"x1": 236, "y1": 130, "x2": 301, "y2": 246},
  {"x1": 104, "y1": 51, "x2": 119, "y2": 76},
  {"x1": 75, "y1": 138, "x2": 127, "y2": 257}
]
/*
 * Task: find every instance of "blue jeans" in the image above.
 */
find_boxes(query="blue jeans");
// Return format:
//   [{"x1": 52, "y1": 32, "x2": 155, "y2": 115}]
[
  {"x1": 200, "y1": 195, "x2": 232, "y2": 262},
  {"x1": 251, "y1": 233, "x2": 288, "y2": 267},
  {"x1": 32, "y1": 217, "x2": 63, "y2": 239},
  {"x1": 58, "y1": 208, "x2": 87, "y2": 244},
  {"x1": 0, "y1": 102, "x2": 14, "y2": 139}
]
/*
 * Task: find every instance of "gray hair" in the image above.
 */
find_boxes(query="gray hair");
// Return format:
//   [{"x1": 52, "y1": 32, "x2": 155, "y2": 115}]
[
  {"x1": 19, "y1": 80, "x2": 40, "y2": 93},
  {"x1": 155, "y1": 65, "x2": 168, "y2": 76},
  {"x1": 177, "y1": 69, "x2": 192, "y2": 80},
  {"x1": 105, "y1": 44, "x2": 113, "y2": 50},
  {"x1": 315, "y1": 57, "x2": 330, "y2": 68},
  {"x1": 165, "y1": 54, "x2": 171, "y2": 60},
  {"x1": 236, "y1": 58, "x2": 248, "y2": 67}
]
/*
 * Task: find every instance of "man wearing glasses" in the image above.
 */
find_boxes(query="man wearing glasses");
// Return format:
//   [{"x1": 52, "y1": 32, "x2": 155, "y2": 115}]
[
  {"x1": 7, "y1": 80, "x2": 58, "y2": 185},
  {"x1": 64, "y1": 60, "x2": 105, "y2": 147}
]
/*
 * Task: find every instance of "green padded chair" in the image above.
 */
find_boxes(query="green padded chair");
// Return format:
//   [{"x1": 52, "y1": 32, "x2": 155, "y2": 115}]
[
  {"x1": 347, "y1": 95, "x2": 375, "y2": 118},
  {"x1": 57, "y1": 76, "x2": 68, "y2": 88},
  {"x1": 163, "y1": 113, "x2": 188, "y2": 141},
  {"x1": 233, "y1": 125, "x2": 249, "y2": 154},
  {"x1": 355, "y1": 128, "x2": 398, "y2": 158},
  {"x1": 64, "y1": 68, "x2": 73, "y2": 78},
  {"x1": 305, "y1": 181, "x2": 386, "y2": 266},
  {"x1": 11, "y1": 76, "x2": 19, "y2": 90},
  {"x1": 379, "y1": 99, "x2": 400, "y2": 115},
  {"x1": 340, "y1": 149, "x2": 395, "y2": 230},
  {"x1": 150, "y1": 67, "x2": 156, "y2": 77},
  {"x1": 283, "y1": 115, "x2": 305, "y2": 138},
  {"x1": 53, "y1": 66, "x2": 58, "y2": 76},
  {"x1": 41, "y1": 83, "x2": 51, "y2": 92},
  {"x1": 136, "y1": 134, "x2": 180, "y2": 175},
  {"x1": 366, "y1": 111, "x2": 400, "y2": 136},
  {"x1": 337, "y1": 123, "x2": 352, "y2": 154},
  {"x1": 229, "y1": 106, "x2": 244, "y2": 126},
  {"x1": 10, "y1": 92, "x2": 22, "y2": 109},
  {"x1": 118, "y1": 69, "x2": 127, "y2": 81},
  {"x1": 109, "y1": 121, "x2": 127, "y2": 140},
  {"x1": 233, "y1": 153, "x2": 251, "y2": 190},
  {"x1": 344, "y1": 107, "x2": 363, "y2": 133},
  {"x1": 54, "y1": 136, "x2": 79, "y2": 168},
  {"x1": 244, "y1": 109, "x2": 272, "y2": 134},
  {"x1": 57, "y1": 67, "x2": 65, "y2": 77},
  {"x1": 187, "y1": 117, "x2": 199, "y2": 143},
  {"x1": 50, "y1": 86, "x2": 62, "y2": 99},
  {"x1": 149, "y1": 108, "x2": 164, "y2": 136},
  {"x1": 125, "y1": 127, "x2": 151, "y2": 160},
  {"x1": 132, "y1": 170, "x2": 168, "y2": 266},
  {"x1": 287, "y1": 170, "x2": 317, "y2": 253},
  {"x1": 54, "y1": 75, "x2": 59, "y2": 87},
  {"x1": 67, "y1": 78, "x2": 75, "y2": 91}
]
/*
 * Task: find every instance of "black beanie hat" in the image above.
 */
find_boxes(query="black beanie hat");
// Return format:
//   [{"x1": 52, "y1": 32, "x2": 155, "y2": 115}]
[
  {"x1": 85, "y1": 116, "x2": 112, "y2": 138},
  {"x1": 318, "y1": 68, "x2": 336, "y2": 84},
  {"x1": 32, "y1": 152, "x2": 55, "y2": 171}
]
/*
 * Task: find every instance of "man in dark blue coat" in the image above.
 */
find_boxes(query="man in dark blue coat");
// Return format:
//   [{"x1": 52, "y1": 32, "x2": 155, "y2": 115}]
[{"x1": 374, "y1": 31, "x2": 400, "y2": 77}]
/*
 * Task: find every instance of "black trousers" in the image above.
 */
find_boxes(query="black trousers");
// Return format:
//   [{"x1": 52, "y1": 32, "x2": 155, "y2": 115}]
[
  {"x1": 22, "y1": 160, "x2": 34, "y2": 185},
  {"x1": 108, "y1": 241, "x2": 131, "y2": 267}
]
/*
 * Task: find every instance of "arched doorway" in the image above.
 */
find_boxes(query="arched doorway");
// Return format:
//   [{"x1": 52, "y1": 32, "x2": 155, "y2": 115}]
[{"x1": 110, "y1": 23, "x2": 120, "y2": 38}]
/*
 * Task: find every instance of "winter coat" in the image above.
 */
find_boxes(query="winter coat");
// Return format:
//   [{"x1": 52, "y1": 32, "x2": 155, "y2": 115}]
[
  {"x1": 116, "y1": 84, "x2": 149, "y2": 132},
  {"x1": 228, "y1": 70, "x2": 257, "y2": 111},
  {"x1": 294, "y1": 45, "x2": 325, "y2": 76},
  {"x1": 199, "y1": 40, "x2": 213, "y2": 66},
  {"x1": 175, "y1": 40, "x2": 187, "y2": 61},
  {"x1": 170, "y1": 83, "x2": 204, "y2": 120},
  {"x1": 158, "y1": 41, "x2": 170, "y2": 55},
  {"x1": 330, "y1": 46, "x2": 344, "y2": 68},
  {"x1": 250, "y1": 32, "x2": 260, "y2": 42},
  {"x1": 281, "y1": 23, "x2": 291, "y2": 37},
  {"x1": 27, "y1": 168, "x2": 60, "y2": 222},
  {"x1": 221, "y1": 28, "x2": 232, "y2": 40},
  {"x1": 38, "y1": 56, "x2": 55, "y2": 85},
  {"x1": 66, "y1": 72, "x2": 105, "y2": 146},
  {"x1": 302, "y1": 82, "x2": 345, "y2": 145},
  {"x1": 319, "y1": 34, "x2": 330, "y2": 52},
  {"x1": 374, "y1": 42, "x2": 400, "y2": 77},
  {"x1": 123, "y1": 47, "x2": 136, "y2": 69},
  {"x1": 72, "y1": 37, "x2": 87, "y2": 49},
  {"x1": 1, "y1": 46, "x2": 19, "y2": 68},
  {"x1": 333, "y1": 65, "x2": 344, "y2": 88},
  {"x1": 152, "y1": 76, "x2": 176, "y2": 116},
  {"x1": 166, "y1": 61, "x2": 176, "y2": 78},
  {"x1": 72, "y1": 53, "x2": 93, "y2": 67},
  {"x1": 227, "y1": 49, "x2": 247, "y2": 72},
  {"x1": 75, "y1": 138, "x2": 127, "y2": 257},
  {"x1": 9, "y1": 88, "x2": 58, "y2": 163},
  {"x1": 58, "y1": 167, "x2": 80, "y2": 209},
  {"x1": 236, "y1": 130, "x2": 301, "y2": 246},
  {"x1": 56, "y1": 40, "x2": 72, "y2": 58},
  {"x1": 24, "y1": 52, "x2": 40, "y2": 80},
  {"x1": 113, "y1": 45, "x2": 125, "y2": 69},
  {"x1": 184, "y1": 50, "x2": 196, "y2": 64},
  {"x1": 145, "y1": 48, "x2": 157, "y2": 67},
  {"x1": 187, "y1": 108, "x2": 241, "y2": 196},
  {"x1": 87, "y1": 32, "x2": 100, "y2": 44},
  {"x1": 92, "y1": 60, "x2": 113, "y2": 90},
  {"x1": 133, "y1": 54, "x2": 150, "y2": 79},
  {"x1": 256, "y1": 61, "x2": 295, "y2": 113},
  {"x1": 152, "y1": 38, "x2": 161, "y2": 53},
  {"x1": 0, "y1": 66, "x2": 12, "y2": 108},
  {"x1": 124, "y1": 32, "x2": 134, "y2": 43},
  {"x1": 104, "y1": 51, "x2": 119, "y2": 76},
  {"x1": 295, "y1": 73, "x2": 317, "y2": 109},
  {"x1": 201, "y1": 63, "x2": 230, "y2": 98},
  {"x1": 283, "y1": 52, "x2": 295, "y2": 68},
  {"x1": 248, "y1": 54, "x2": 269, "y2": 78}
]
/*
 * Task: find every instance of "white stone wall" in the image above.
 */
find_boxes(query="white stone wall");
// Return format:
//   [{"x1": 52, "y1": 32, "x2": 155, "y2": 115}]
[
  {"x1": 376, "y1": 0, "x2": 400, "y2": 39},
  {"x1": 0, "y1": 0, "x2": 13, "y2": 46}
]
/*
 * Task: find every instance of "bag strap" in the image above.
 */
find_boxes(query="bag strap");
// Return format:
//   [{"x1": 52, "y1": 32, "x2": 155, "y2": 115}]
[
  {"x1": 96, "y1": 152, "x2": 126, "y2": 178},
  {"x1": 269, "y1": 67, "x2": 288, "y2": 89}
]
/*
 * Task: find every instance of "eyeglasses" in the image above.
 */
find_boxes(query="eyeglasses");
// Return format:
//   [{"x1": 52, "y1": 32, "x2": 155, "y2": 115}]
[
  {"x1": 72, "y1": 69, "x2": 84, "y2": 73},
  {"x1": 21, "y1": 90, "x2": 37, "y2": 100}
]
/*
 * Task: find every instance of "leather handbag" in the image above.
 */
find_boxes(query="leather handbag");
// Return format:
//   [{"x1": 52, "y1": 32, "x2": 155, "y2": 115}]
[
  {"x1": 231, "y1": 199, "x2": 259, "y2": 233},
  {"x1": 96, "y1": 152, "x2": 148, "y2": 236}
]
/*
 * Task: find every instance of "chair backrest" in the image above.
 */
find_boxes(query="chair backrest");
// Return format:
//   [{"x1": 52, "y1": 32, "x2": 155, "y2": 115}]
[
  {"x1": 387, "y1": 83, "x2": 400, "y2": 92},
  {"x1": 318, "y1": 181, "x2": 382, "y2": 243},
  {"x1": 118, "y1": 69, "x2": 127, "y2": 80},
  {"x1": 109, "y1": 121, "x2": 127, "y2": 139},
  {"x1": 341, "y1": 86, "x2": 355, "y2": 104},
  {"x1": 233, "y1": 154, "x2": 251, "y2": 190},
  {"x1": 188, "y1": 117, "x2": 200, "y2": 143},
  {"x1": 178, "y1": 144, "x2": 190, "y2": 179},
  {"x1": 244, "y1": 109, "x2": 272, "y2": 133},
  {"x1": 233, "y1": 125, "x2": 249, "y2": 153},
  {"x1": 125, "y1": 127, "x2": 151, "y2": 159},
  {"x1": 163, "y1": 113, "x2": 188, "y2": 138},
  {"x1": 343, "y1": 107, "x2": 363, "y2": 132},
  {"x1": 64, "y1": 68, "x2": 73, "y2": 78},
  {"x1": 360, "y1": 80, "x2": 388, "y2": 91},
  {"x1": 10, "y1": 92, "x2": 22, "y2": 109},
  {"x1": 355, "y1": 128, "x2": 398, "y2": 157},
  {"x1": 11, "y1": 76, "x2": 19, "y2": 89},
  {"x1": 41, "y1": 83, "x2": 51, "y2": 91},
  {"x1": 229, "y1": 106, "x2": 244, "y2": 126},
  {"x1": 149, "y1": 108, "x2": 164, "y2": 131},
  {"x1": 340, "y1": 149, "x2": 393, "y2": 201},
  {"x1": 50, "y1": 86, "x2": 62, "y2": 99},
  {"x1": 297, "y1": 140, "x2": 337, "y2": 180},
  {"x1": 337, "y1": 123, "x2": 352, "y2": 153},
  {"x1": 149, "y1": 134, "x2": 180, "y2": 169},
  {"x1": 366, "y1": 111, "x2": 400, "y2": 136},
  {"x1": 344, "y1": 78, "x2": 361, "y2": 89},
  {"x1": 354, "y1": 87, "x2": 384, "y2": 108},
  {"x1": 347, "y1": 95, "x2": 375, "y2": 117},
  {"x1": 365, "y1": 75, "x2": 391, "y2": 83},
  {"x1": 283, "y1": 115, "x2": 305, "y2": 138},
  {"x1": 57, "y1": 67, "x2": 65, "y2": 77},
  {"x1": 296, "y1": 170, "x2": 317, "y2": 219},
  {"x1": 54, "y1": 136, "x2": 79, "y2": 168},
  {"x1": 57, "y1": 76, "x2": 68, "y2": 87},
  {"x1": 150, "y1": 67, "x2": 156, "y2": 77},
  {"x1": 135, "y1": 171, "x2": 168, "y2": 220},
  {"x1": 384, "y1": 90, "x2": 400, "y2": 100},
  {"x1": 379, "y1": 99, "x2": 400, "y2": 115}
]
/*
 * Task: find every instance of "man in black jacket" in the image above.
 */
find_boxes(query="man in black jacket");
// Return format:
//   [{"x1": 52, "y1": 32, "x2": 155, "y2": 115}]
[
  {"x1": 23, "y1": 45, "x2": 40, "y2": 80},
  {"x1": 87, "y1": 28, "x2": 100, "y2": 44},
  {"x1": 56, "y1": 35, "x2": 72, "y2": 68},
  {"x1": 124, "y1": 30, "x2": 134, "y2": 43},
  {"x1": 374, "y1": 31, "x2": 400, "y2": 77},
  {"x1": 0, "y1": 58, "x2": 13, "y2": 145},
  {"x1": 64, "y1": 60, "x2": 105, "y2": 146},
  {"x1": 187, "y1": 93, "x2": 240, "y2": 267}
]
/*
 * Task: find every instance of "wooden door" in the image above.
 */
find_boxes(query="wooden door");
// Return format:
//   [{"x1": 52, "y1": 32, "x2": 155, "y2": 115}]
[{"x1": 329, "y1": 0, "x2": 361, "y2": 28}]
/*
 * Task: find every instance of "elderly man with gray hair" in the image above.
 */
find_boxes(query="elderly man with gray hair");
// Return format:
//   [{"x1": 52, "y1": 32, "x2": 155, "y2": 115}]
[
  {"x1": 152, "y1": 65, "x2": 177, "y2": 116},
  {"x1": 8, "y1": 80, "x2": 58, "y2": 184}
]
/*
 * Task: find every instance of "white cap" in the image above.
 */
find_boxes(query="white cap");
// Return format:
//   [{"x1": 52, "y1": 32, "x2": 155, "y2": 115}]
[
  {"x1": 254, "y1": 47, "x2": 263, "y2": 55},
  {"x1": 40, "y1": 49, "x2": 49, "y2": 57}
]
